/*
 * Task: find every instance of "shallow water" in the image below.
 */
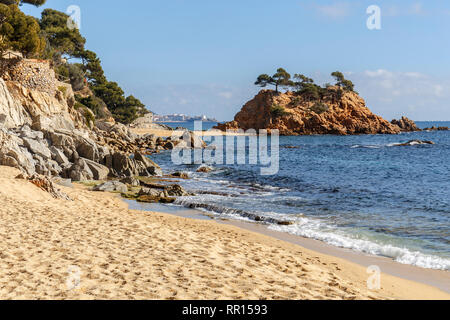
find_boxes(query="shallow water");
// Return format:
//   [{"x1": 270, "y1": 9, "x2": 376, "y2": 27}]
[{"x1": 149, "y1": 121, "x2": 450, "y2": 270}]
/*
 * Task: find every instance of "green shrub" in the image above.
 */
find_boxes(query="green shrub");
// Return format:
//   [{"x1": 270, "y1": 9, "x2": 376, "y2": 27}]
[
  {"x1": 310, "y1": 102, "x2": 329, "y2": 114},
  {"x1": 291, "y1": 96, "x2": 302, "y2": 106},
  {"x1": 270, "y1": 104, "x2": 288, "y2": 118},
  {"x1": 57, "y1": 86, "x2": 67, "y2": 95},
  {"x1": 84, "y1": 110, "x2": 95, "y2": 127}
]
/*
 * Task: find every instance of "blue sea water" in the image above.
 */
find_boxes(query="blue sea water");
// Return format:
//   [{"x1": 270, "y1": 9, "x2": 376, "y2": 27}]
[{"x1": 149, "y1": 121, "x2": 450, "y2": 270}]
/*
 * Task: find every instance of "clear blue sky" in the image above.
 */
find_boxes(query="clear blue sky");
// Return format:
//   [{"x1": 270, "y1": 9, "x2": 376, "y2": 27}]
[{"x1": 24, "y1": 0, "x2": 450, "y2": 121}]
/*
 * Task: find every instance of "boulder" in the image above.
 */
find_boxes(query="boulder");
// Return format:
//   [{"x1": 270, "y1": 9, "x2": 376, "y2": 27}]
[
  {"x1": 138, "y1": 187, "x2": 164, "y2": 198},
  {"x1": 50, "y1": 146, "x2": 70, "y2": 166},
  {"x1": 84, "y1": 158, "x2": 110, "y2": 180},
  {"x1": 22, "y1": 137, "x2": 52, "y2": 159},
  {"x1": 75, "y1": 136, "x2": 100, "y2": 162},
  {"x1": 197, "y1": 165, "x2": 213, "y2": 173},
  {"x1": 19, "y1": 128, "x2": 44, "y2": 140},
  {"x1": 172, "y1": 171, "x2": 189, "y2": 179},
  {"x1": 92, "y1": 181, "x2": 128, "y2": 193},
  {"x1": 120, "y1": 177, "x2": 141, "y2": 186},
  {"x1": 0, "y1": 129, "x2": 36, "y2": 175},
  {"x1": 165, "y1": 184, "x2": 190, "y2": 197},
  {"x1": 47, "y1": 130, "x2": 74, "y2": 148},
  {"x1": 134, "y1": 152, "x2": 163, "y2": 176},
  {"x1": 68, "y1": 158, "x2": 94, "y2": 181},
  {"x1": 396, "y1": 140, "x2": 435, "y2": 146}
]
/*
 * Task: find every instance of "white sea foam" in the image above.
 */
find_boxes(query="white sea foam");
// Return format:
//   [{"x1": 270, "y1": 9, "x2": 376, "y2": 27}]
[{"x1": 268, "y1": 218, "x2": 450, "y2": 270}]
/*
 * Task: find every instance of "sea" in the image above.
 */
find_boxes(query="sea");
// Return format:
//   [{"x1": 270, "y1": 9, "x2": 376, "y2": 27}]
[{"x1": 140, "y1": 121, "x2": 450, "y2": 270}]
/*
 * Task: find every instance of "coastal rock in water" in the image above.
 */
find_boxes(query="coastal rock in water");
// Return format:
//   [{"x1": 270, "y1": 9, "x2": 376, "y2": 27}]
[
  {"x1": 134, "y1": 152, "x2": 163, "y2": 176},
  {"x1": 215, "y1": 88, "x2": 401, "y2": 135},
  {"x1": 173, "y1": 131, "x2": 207, "y2": 149},
  {"x1": 197, "y1": 165, "x2": 213, "y2": 173},
  {"x1": 391, "y1": 117, "x2": 421, "y2": 132},
  {"x1": 423, "y1": 126, "x2": 450, "y2": 131},
  {"x1": 172, "y1": 171, "x2": 189, "y2": 179},
  {"x1": 165, "y1": 184, "x2": 190, "y2": 197},
  {"x1": 396, "y1": 140, "x2": 435, "y2": 146},
  {"x1": 92, "y1": 181, "x2": 128, "y2": 193},
  {"x1": 138, "y1": 183, "x2": 190, "y2": 198},
  {"x1": 138, "y1": 187, "x2": 164, "y2": 198}
]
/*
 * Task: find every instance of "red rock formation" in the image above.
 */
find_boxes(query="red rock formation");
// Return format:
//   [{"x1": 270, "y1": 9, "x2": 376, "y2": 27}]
[{"x1": 216, "y1": 88, "x2": 402, "y2": 135}]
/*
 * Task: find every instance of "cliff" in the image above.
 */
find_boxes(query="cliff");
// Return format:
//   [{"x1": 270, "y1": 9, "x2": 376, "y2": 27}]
[
  {"x1": 216, "y1": 88, "x2": 403, "y2": 135},
  {"x1": 0, "y1": 59, "x2": 200, "y2": 181}
]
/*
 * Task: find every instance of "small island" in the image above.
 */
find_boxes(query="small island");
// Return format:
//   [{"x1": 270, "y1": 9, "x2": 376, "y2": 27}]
[{"x1": 216, "y1": 68, "x2": 418, "y2": 135}]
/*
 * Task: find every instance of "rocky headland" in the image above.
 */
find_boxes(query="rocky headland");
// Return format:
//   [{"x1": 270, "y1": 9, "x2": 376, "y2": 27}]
[
  {"x1": 0, "y1": 58, "x2": 204, "y2": 202},
  {"x1": 216, "y1": 88, "x2": 420, "y2": 136}
]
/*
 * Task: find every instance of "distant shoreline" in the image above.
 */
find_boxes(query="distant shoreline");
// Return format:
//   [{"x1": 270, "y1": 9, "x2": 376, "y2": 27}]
[{"x1": 154, "y1": 120, "x2": 218, "y2": 124}]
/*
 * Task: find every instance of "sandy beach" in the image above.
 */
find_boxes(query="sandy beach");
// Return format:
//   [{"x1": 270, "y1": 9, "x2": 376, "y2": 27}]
[{"x1": 0, "y1": 165, "x2": 448, "y2": 300}]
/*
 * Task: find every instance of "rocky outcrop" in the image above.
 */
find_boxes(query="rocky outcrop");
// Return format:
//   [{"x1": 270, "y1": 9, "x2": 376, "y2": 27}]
[
  {"x1": 92, "y1": 181, "x2": 128, "y2": 193},
  {"x1": 423, "y1": 126, "x2": 450, "y2": 131},
  {"x1": 1, "y1": 59, "x2": 209, "y2": 182},
  {"x1": 134, "y1": 182, "x2": 191, "y2": 203},
  {"x1": 393, "y1": 140, "x2": 435, "y2": 147},
  {"x1": 391, "y1": 117, "x2": 421, "y2": 132},
  {"x1": 15, "y1": 173, "x2": 71, "y2": 200},
  {"x1": 0, "y1": 77, "x2": 83, "y2": 131},
  {"x1": 0, "y1": 64, "x2": 164, "y2": 181},
  {"x1": 216, "y1": 88, "x2": 402, "y2": 135}
]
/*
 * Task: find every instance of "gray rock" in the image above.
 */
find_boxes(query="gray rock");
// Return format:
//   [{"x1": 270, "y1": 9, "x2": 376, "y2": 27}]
[
  {"x1": 165, "y1": 184, "x2": 190, "y2": 197},
  {"x1": 76, "y1": 136, "x2": 99, "y2": 161},
  {"x1": 134, "y1": 152, "x2": 163, "y2": 176},
  {"x1": 69, "y1": 158, "x2": 94, "y2": 181},
  {"x1": 20, "y1": 129, "x2": 44, "y2": 140},
  {"x1": 138, "y1": 187, "x2": 164, "y2": 197},
  {"x1": 138, "y1": 184, "x2": 189, "y2": 198},
  {"x1": 22, "y1": 137, "x2": 52, "y2": 159},
  {"x1": 47, "y1": 130, "x2": 74, "y2": 148},
  {"x1": 396, "y1": 140, "x2": 435, "y2": 147},
  {"x1": 84, "y1": 158, "x2": 110, "y2": 180},
  {"x1": 120, "y1": 177, "x2": 140, "y2": 186},
  {"x1": 93, "y1": 181, "x2": 128, "y2": 193},
  {"x1": 0, "y1": 130, "x2": 36, "y2": 175},
  {"x1": 50, "y1": 146, "x2": 70, "y2": 166}
]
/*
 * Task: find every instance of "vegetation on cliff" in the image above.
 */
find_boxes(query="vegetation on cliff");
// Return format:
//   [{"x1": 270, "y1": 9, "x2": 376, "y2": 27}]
[
  {"x1": 0, "y1": 1, "x2": 148, "y2": 124},
  {"x1": 255, "y1": 68, "x2": 355, "y2": 100},
  {"x1": 217, "y1": 69, "x2": 403, "y2": 135}
]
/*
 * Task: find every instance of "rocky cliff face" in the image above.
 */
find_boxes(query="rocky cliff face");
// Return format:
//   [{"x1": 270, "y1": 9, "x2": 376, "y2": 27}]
[
  {"x1": 216, "y1": 88, "x2": 403, "y2": 135},
  {"x1": 0, "y1": 60, "x2": 165, "y2": 181},
  {"x1": 1, "y1": 59, "x2": 207, "y2": 181}
]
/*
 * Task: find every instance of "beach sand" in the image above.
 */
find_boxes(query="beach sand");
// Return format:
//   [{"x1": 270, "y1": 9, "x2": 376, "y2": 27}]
[{"x1": 0, "y1": 165, "x2": 448, "y2": 300}]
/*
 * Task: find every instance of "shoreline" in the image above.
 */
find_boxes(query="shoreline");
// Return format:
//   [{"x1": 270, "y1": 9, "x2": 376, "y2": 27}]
[
  {"x1": 130, "y1": 128, "x2": 253, "y2": 137},
  {"x1": 1, "y1": 165, "x2": 448, "y2": 299},
  {"x1": 127, "y1": 201, "x2": 450, "y2": 296}
]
